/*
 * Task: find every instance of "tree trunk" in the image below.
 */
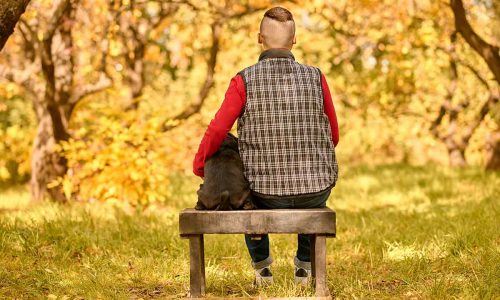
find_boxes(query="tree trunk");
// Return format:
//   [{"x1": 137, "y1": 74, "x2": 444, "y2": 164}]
[
  {"x1": 448, "y1": 147, "x2": 467, "y2": 167},
  {"x1": 486, "y1": 131, "x2": 500, "y2": 170},
  {"x1": 30, "y1": 105, "x2": 68, "y2": 202},
  {"x1": 31, "y1": 0, "x2": 74, "y2": 202},
  {"x1": 0, "y1": 0, "x2": 31, "y2": 50}
]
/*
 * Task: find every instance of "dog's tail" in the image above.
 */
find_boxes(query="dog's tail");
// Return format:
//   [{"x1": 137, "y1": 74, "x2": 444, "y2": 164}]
[{"x1": 216, "y1": 190, "x2": 231, "y2": 211}]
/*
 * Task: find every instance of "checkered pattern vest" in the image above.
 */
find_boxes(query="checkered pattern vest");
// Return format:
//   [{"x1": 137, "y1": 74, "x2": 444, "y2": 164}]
[{"x1": 237, "y1": 56, "x2": 338, "y2": 198}]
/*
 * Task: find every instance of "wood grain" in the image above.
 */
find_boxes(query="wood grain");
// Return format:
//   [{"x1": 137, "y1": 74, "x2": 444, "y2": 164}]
[{"x1": 179, "y1": 208, "x2": 336, "y2": 236}]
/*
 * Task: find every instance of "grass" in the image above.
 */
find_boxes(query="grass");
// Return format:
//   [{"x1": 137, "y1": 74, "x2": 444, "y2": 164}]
[{"x1": 0, "y1": 164, "x2": 499, "y2": 299}]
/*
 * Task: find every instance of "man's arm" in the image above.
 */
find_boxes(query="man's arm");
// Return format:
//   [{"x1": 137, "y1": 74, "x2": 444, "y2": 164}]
[
  {"x1": 193, "y1": 74, "x2": 246, "y2": 177},
  {"x1": 321, "y1": 73, "x2": 339, "y2": 146}
]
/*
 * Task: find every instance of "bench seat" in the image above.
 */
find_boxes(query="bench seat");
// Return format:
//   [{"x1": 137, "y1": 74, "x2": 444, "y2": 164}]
[
  {"x1": 179, "y1": 208, "x2": 336, "y2": 236},
  {"x1": 179, "y1": 207, "x2": 336, "y2": 298}
]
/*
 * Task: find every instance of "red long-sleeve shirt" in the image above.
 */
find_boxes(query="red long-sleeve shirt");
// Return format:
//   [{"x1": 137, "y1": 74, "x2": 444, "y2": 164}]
[{"x1": 193, "y1": 73, "x2": 339, "y2": 177}]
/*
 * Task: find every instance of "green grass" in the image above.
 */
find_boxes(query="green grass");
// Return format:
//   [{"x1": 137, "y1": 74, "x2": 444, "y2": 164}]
[{"x1": 0, "y1": 164, "x2": 499, "y2": 299}]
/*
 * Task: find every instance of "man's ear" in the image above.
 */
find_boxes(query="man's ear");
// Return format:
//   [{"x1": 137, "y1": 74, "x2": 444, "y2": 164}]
[
  {"x1": 292, "y1": 35, "x2": 296, "y2": 45},
  {"x1": 258, "y1": 33, "x2": 263, "y2": 44}
]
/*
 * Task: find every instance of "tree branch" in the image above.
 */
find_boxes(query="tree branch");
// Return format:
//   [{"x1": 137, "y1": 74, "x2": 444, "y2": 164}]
[
  {"x1": 161, "y1": 20, "x2": 222, "y2": 132},
  {"x1": 460, "y1": 87, "x2": 499, "y2": 145},
  {"x1": 0, "y1": 63, "x2": 42, "y2": 100},
  {"x1": 70, "y1": 0, "x2": 113, "y2": 106},
  {"x1": 430, "y1": 32, "x2": 458, "y2": 140},
  {"x1": 44, "y1": 0, "x2": 71, "y2": 40},
  {"x1": 18, "y1": 18, "x2": 38, "y2": 56},
  {"x1": 450, "y1": 0, "x2": 500, "y2": 84},
  {"x1": 456, "y1": 59, "x2": 490, "y2": 90},
  {"x1": 70, "y1": 73, "x2": 111, "y2": 104},
  {"x1": 432, "y1": 27, "x2": 499, "y2": 151}
]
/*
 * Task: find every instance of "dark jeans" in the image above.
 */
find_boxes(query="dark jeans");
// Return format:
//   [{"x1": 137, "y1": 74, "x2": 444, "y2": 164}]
[{"x1": 244, "y1": 188, "x2": 331, "y2": 270}]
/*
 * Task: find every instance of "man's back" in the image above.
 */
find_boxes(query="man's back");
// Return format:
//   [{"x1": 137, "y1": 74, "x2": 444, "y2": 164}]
[{"x1": 236, "y1": 50, "x2": 338, "y2": 198}]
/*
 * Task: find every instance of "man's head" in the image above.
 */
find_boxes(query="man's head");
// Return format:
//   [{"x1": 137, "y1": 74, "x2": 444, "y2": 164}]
[{"x1": 258, "y1": 7, "x2": 296, "y2": 50}]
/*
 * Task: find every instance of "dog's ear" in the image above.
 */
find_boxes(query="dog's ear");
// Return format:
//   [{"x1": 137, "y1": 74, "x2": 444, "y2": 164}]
[{"x1": 222, "y1": 133, "x2": 239, "y2": 152}]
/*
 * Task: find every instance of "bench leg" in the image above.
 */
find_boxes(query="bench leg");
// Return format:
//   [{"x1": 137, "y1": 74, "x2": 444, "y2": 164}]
[
  {"x1": 188, "y1": 234, "x2": 205, "y2": 297},
  {"x1": 310, "y1": 235, "x2": 316, "y2": 279},
  {"x1": 313, "y1": 235, "x2": 330, "y2": 297}
]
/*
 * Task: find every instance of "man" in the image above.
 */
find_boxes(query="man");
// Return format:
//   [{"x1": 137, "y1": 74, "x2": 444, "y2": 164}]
[{"x1": 193, "y1": 6, "x2": 339, "y2": 286}]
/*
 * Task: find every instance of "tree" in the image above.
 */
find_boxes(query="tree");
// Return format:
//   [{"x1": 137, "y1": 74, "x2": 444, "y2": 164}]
[
  {"x1": 429, "y1": 0, "x2": 500, "y2": 167},
  {"x1": 449, "y1": 0, "x2": 500, "y2": 169},
  {"x1": 109, "y1": 0, "x2": 268, "y2": 122},
  {"x1": 111, "y1": 0, "x2": 181, "y2": 111},
  {"x1": 0, "y1": 0, "x2": 31, "y2": 50},
  {"x1": 1, "y1": 0, "x2": 111, "y2": 202},
  {"x1": 1, "y1": 0, "x2": 274, "y2": 202}
]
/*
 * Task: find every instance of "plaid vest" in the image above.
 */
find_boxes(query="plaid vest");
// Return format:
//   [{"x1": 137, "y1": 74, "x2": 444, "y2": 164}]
[{"x1": 237, "y1": 49, "x2": 338, "y2": 198}]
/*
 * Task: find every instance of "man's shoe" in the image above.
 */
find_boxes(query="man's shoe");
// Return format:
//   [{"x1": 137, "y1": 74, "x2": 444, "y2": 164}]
[
  {"x1": 254, "y1": 266, "x2": 273, "y2": 287},
  {"x1": 294, "y1": 266, "x2": 312, "y2": 285}
]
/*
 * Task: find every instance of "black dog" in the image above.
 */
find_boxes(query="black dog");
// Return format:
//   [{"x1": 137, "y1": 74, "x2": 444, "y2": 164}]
[{"x1": 195, "y1": 133, "x2": 255, "y2": 210}]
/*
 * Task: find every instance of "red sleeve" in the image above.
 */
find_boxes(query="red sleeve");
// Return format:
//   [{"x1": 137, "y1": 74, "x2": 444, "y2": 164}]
[
  {"x1": 321, "y1": 73, "x2": 339, "y2": 146},
  {"x1": 193, "y1": 74, "x2": 246, "y2": 177}
]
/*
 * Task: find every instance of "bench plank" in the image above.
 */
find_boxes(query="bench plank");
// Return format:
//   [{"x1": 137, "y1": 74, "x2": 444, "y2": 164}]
[{"x1": 179, "y1": 208, "x2": 336, "y2": 236}]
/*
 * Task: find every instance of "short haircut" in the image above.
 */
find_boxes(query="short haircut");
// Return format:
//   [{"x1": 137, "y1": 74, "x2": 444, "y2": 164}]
[
  {"x1": 263, "y1": 6, "x2": 294, "y2": 22},
  {"x1": 259, "y1": 7, "x2": 295, "y2": 48}
]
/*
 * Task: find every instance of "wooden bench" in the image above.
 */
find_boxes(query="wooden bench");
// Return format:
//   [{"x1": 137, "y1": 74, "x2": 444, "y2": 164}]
[{"x1": 179, "y1": 208, "x2": 336, "y2": 298}]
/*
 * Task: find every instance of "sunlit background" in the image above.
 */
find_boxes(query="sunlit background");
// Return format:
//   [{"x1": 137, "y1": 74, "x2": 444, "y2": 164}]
[
  {"x1": 1, "y1": 0, "x2": 499, "y2": 204},
  {"x1": 0, "y1": 0, "x2": 498, "y2": 298}
]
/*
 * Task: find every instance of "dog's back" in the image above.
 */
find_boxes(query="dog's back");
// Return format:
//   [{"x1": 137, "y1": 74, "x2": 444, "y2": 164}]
[{"x1": 196, "y1": 134, "x2": 253, "y2": 210}]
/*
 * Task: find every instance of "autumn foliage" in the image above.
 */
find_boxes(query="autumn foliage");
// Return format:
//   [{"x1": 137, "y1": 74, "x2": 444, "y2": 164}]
[{"x1": 0, "y1": 0, "x2": 499, "y2": 205}]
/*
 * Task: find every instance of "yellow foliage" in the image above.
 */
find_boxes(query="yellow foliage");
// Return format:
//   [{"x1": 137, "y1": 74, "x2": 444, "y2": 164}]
[
  {"x1": 0, "y1": 92, "x2": 35, "y2": 183},
  {"x1": 0, "y1": 0, "x2": 498, "y2": 205}
]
